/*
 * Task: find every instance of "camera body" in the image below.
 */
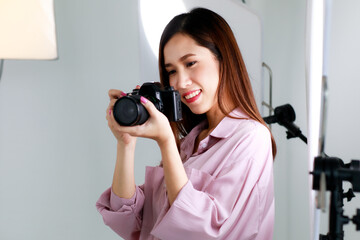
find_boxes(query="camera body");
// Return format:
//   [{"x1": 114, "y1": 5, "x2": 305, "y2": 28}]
[{"x1": 113, "y1": 82, "x2": 182, "y2": 126}]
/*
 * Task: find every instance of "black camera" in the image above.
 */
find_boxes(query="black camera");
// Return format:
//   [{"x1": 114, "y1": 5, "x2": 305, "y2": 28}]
[{"x1": 113, "y1": 82, "x2": 182, "y2": 126}]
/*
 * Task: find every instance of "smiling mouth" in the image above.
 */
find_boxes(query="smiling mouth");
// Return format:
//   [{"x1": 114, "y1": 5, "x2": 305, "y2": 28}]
[{"x1": 184, "y1": 90, "x2": 201, "y2": 100}]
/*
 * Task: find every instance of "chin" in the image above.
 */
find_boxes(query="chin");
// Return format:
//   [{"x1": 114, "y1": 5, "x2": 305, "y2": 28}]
[{"x1": 187, "y1": 105, "x2": 208, "y2": 115}]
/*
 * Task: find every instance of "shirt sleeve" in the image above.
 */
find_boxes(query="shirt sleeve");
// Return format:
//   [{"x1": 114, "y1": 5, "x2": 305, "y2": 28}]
[
  {"x1": 96, "y1": 185, "x2": 145, "y2": 240},
  {"x1": 151, "y1": 124, "x2": 274, "y2": 240}
]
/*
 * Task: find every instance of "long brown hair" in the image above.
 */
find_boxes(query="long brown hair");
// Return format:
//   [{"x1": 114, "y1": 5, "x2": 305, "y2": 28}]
[{"x1": 158, "y1": 8, "x2": 277, "y2": 158}]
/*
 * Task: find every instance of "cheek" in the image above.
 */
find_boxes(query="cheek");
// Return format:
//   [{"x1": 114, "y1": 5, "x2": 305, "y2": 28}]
[
  {"x1": 191, "y1": 67, "x2": 206, "y2": 84},
  {"x1": 202, "y1": 68, "x2": 220, "y2": 89},
  {"x1": 197, "y1": 62, "x2": 219, "y2": 82}
]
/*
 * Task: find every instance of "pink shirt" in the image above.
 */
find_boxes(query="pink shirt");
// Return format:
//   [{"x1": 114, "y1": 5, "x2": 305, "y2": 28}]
[{"x1": 96, "y1": 108, "x2": 274, "y2": 240}]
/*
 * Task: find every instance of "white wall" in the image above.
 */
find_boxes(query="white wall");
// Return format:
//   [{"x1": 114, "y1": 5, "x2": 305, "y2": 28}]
[
  {"x1": 326, "y1": 0, "x2": 360, "y2": 239},
  {"x1": 0, "y1": 1, "x2": 156, "y2": 239},
  {"x1": 249, "y1": 0, "x2": 360, "y2": 239},
  {"x1": 1, "y1": 0, "x2": 359, "y2": 240},
  {"x1": 248, "y1": 1, "x2": 309, "y2": 239}
]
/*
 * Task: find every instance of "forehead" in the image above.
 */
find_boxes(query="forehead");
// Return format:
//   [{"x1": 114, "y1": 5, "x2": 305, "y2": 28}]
[{"x1": 163, "y1": 33, "x2": 210, "y2": 63}]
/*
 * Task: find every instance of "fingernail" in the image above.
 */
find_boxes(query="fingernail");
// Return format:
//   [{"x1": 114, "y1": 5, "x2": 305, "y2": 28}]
[
  {"x1": 136, "y1": 85, "x2": 141, "y2": 88},
  {"x1": 109, "y1": 109, "x2": 112, "y2": 115},
  {"x1": 121, "y1": 91, "x2": 127, "y2": 97},
  {"x1": 140, "y1": 96, "x2": 148, "y2": 104}
]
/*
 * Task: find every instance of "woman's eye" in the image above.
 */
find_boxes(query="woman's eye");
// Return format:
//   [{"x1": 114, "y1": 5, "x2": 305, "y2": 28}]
[
  {"x1": 186, "y1": 61, "x2": 197, "y2": 67},
  {"x1": 167, "y1": 70, "x2": 176, "y2": 76}
]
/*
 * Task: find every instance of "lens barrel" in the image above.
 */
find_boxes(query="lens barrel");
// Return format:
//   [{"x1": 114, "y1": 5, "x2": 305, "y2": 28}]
[{"x1": 113, "y1": 96, "x2": 149, "y2": 126}]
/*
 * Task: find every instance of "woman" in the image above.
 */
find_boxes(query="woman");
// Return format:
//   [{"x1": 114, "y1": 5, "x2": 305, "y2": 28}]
[{"x1": 96, "y1": 8, "x2": 276, "y2": 240}]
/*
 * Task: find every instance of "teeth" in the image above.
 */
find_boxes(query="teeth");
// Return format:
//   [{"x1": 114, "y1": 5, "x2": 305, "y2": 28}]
[{"x1": 185, "y1": 90, "x2": 201, "y2": 100}]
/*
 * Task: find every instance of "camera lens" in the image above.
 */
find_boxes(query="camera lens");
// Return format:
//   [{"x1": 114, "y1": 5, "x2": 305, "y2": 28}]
[{"x1": 113, "y1": 96, "x2": 149, "y2": 126}]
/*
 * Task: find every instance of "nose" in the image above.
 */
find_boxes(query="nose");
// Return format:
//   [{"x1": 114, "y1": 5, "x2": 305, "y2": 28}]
[{"x1": 174, "y1": 70, "x2": 192, "y2": 90}]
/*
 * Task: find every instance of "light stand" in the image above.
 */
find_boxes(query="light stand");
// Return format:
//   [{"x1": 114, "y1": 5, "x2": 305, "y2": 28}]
[
  {"x1": 311, "y1": 156, "x2": 360, "y2": 240},
  {"x1": 263, "y1": 105, "x2": 360, "y2": 239},
  {"x1": 263, "y1": 104, "x2": 307, "y2": 144}
]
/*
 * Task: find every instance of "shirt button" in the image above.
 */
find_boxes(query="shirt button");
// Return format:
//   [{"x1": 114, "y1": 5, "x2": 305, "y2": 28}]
[{"x1": 200, "y1": 142, "x2": 207, "y2": 149}]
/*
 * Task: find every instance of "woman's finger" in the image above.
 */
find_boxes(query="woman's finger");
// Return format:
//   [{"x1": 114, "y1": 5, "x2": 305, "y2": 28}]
[
  {"x1": 108, "y1": 85, "x2": 140, "y2": 100},
  {"x1": 108, "y1": 89, "x2": 126, "y2": 100},
  {"x1": 140, "y1": 96, "x2": 159, "y2": 116},
  {"x1": 105, "y1": 99, "x2": 119, "y2": 117}
]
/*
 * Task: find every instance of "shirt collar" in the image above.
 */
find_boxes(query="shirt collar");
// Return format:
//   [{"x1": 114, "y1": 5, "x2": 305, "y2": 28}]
[
  {"x1": 180, "y1": 108, "x2": 250, "y2": 160},
  {"x1": 209, "y1": 108, "x2": 249, "y2": 138}
]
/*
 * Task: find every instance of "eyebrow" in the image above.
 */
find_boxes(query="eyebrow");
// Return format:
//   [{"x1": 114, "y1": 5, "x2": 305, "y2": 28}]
[{"x1": 164, "y1": 53, "x2": 196, "y2": 68}]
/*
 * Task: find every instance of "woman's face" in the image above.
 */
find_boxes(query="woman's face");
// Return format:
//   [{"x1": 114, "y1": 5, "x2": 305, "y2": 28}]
[{"x1": 164, "y1": 33, "x2": 220, "y2": 115}]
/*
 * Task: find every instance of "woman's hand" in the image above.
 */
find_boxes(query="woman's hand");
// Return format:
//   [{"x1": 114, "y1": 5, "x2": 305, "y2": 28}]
[
  {"x1": 106, "y1": 88, "x2": 173, "y2": 146},
  {"x1": 106, "y1": 89, "x2": 137, "y2": 145},
  {"x1": 129, "y1": 96, "x2": 174, "y2": 145}
]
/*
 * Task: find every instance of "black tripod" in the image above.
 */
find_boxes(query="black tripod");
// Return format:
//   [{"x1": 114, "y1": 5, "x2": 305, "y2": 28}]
[
  {"x1": 311, "y1": 156, "x2": 360, "y2": 240},
  {"x1": 263, "y1": 104, "x2": 360, "y2": 240}
]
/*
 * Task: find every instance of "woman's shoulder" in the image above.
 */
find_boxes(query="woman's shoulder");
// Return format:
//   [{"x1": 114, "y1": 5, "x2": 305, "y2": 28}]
[
  {"x1": 217, "y1": 111, "x2": 273, "y2": 168},
  {"x1": 211, "y1": 108, "x2": 270, "y2": 141}
]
